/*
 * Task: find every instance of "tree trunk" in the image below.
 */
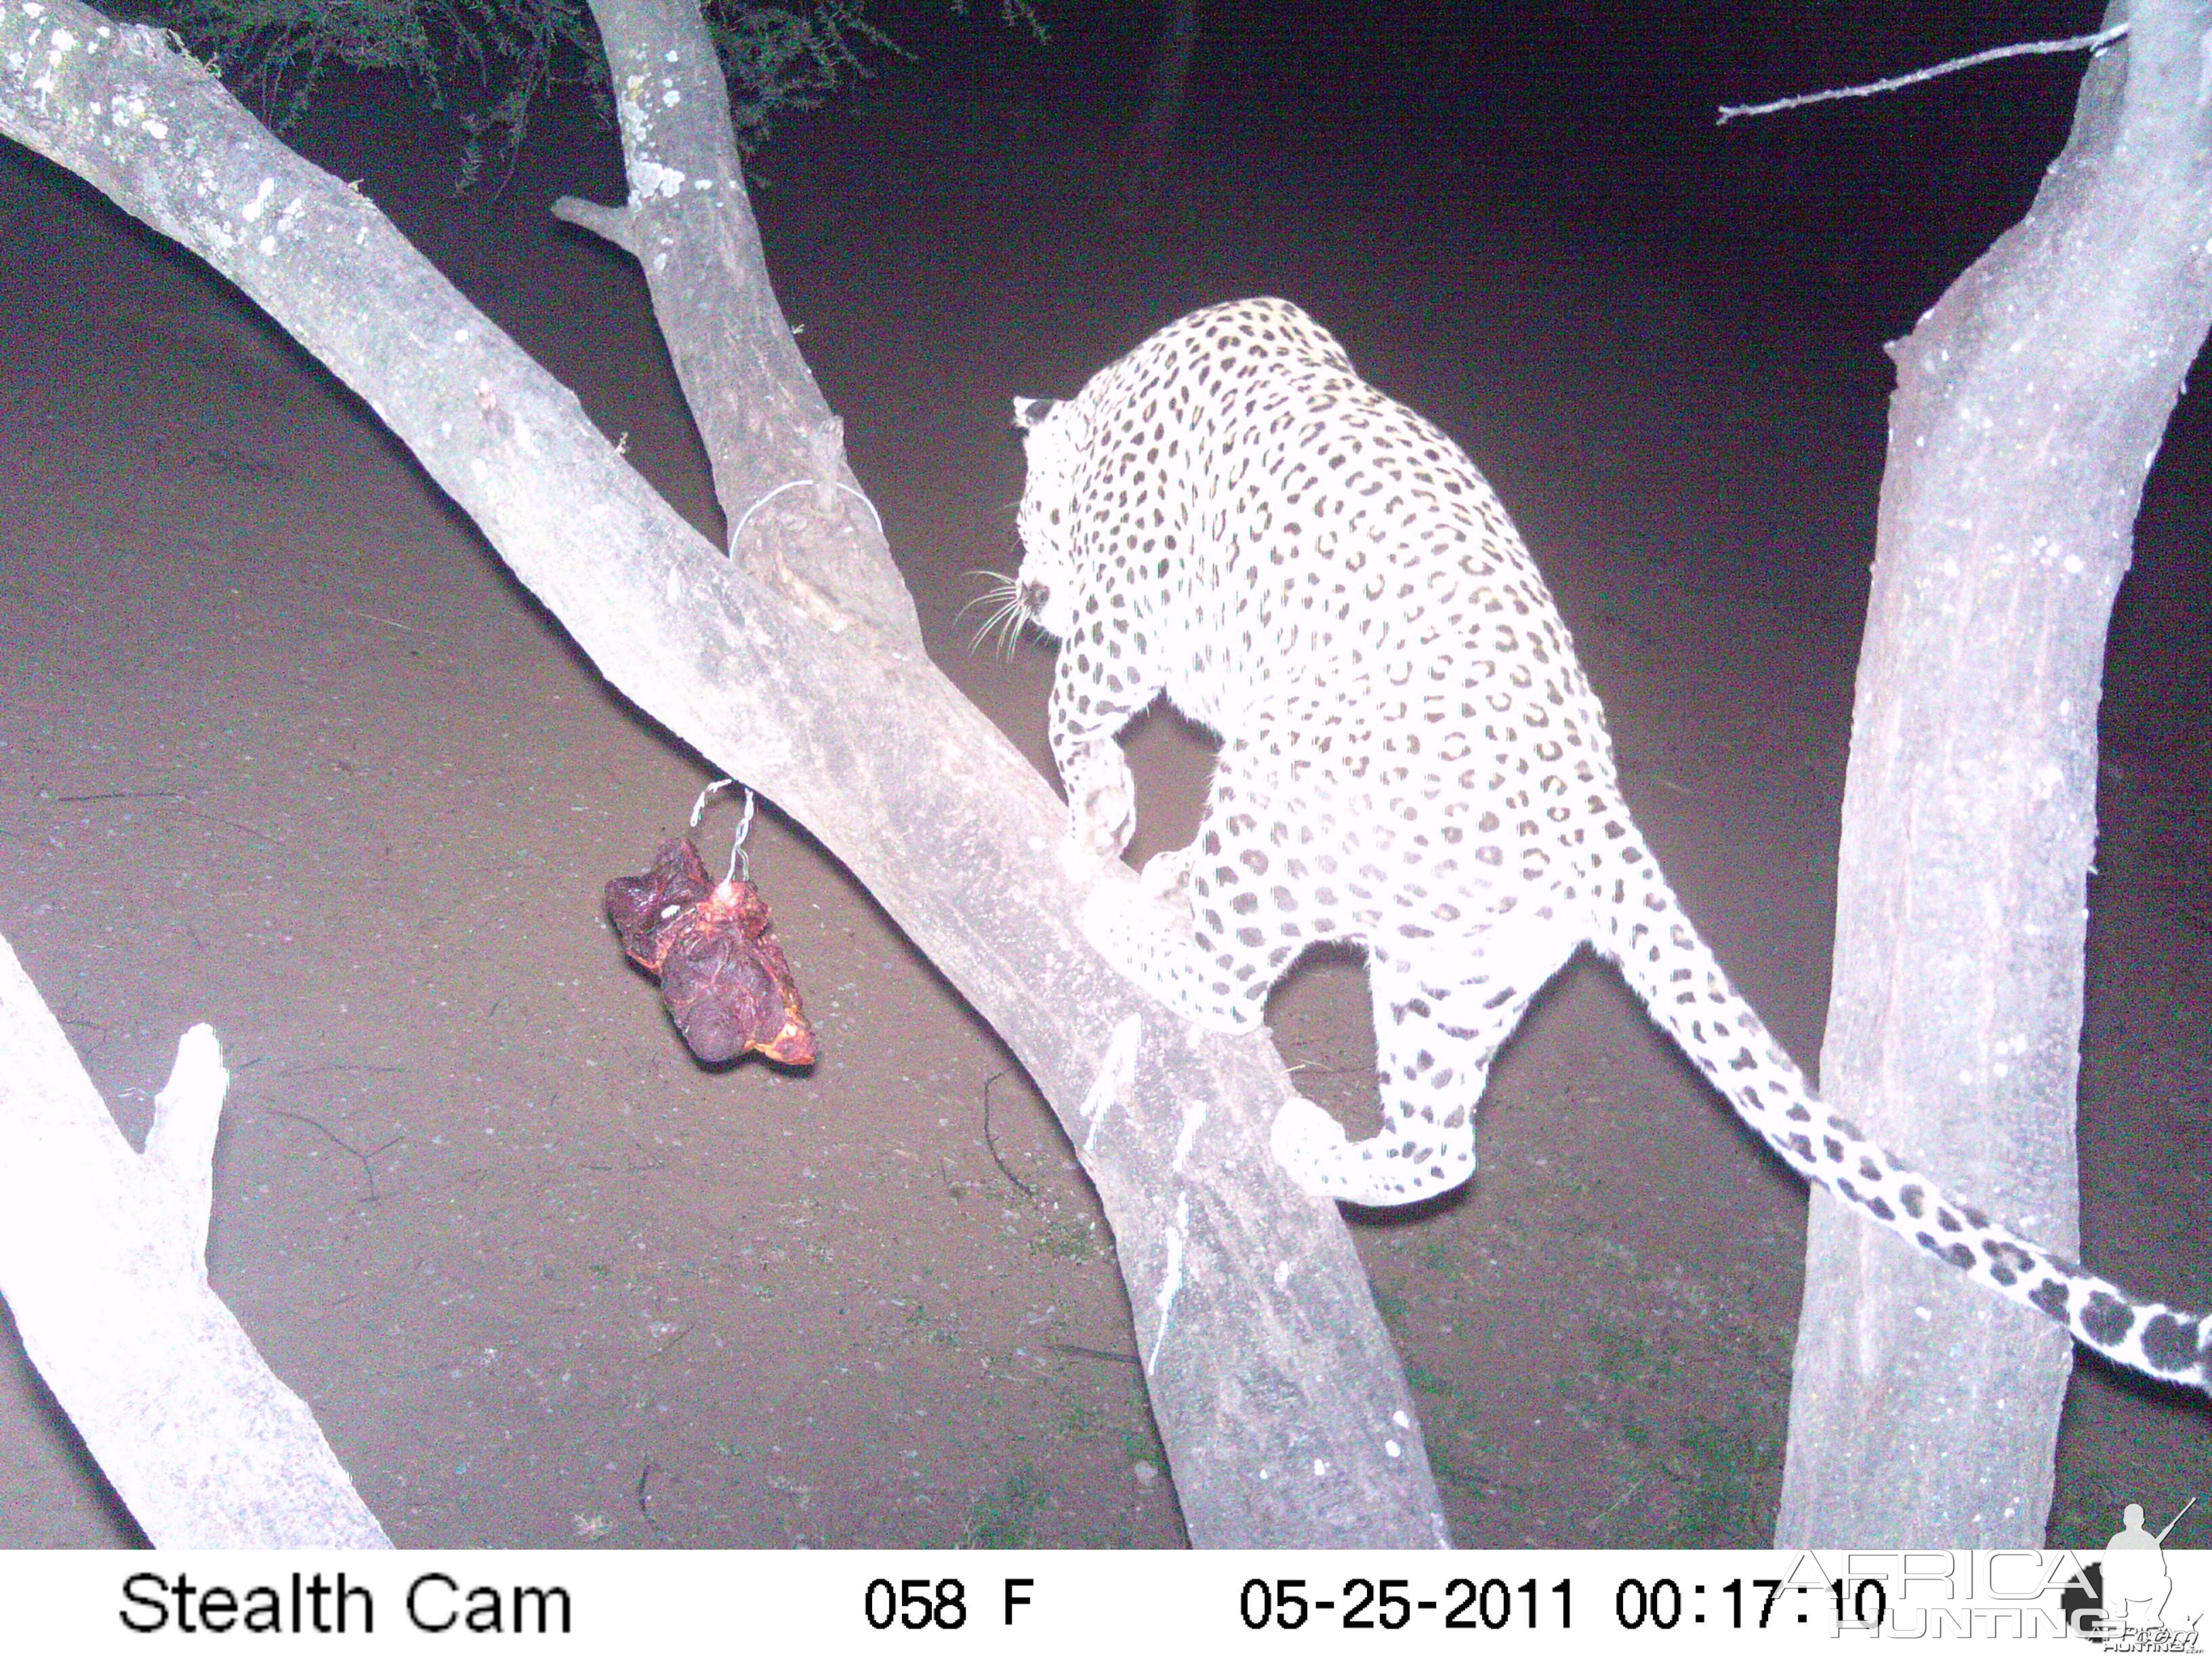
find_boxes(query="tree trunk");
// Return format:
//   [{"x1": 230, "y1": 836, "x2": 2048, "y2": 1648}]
[
  {"x1": 1778, "y1": 0, "x2": 2212, "y2": 1545},
  {"x1": 0, "y1": 0, "x2": 1451, "y2": 1547}
]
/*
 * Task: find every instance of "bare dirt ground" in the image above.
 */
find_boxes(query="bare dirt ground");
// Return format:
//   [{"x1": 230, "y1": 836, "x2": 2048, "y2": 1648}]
[{"x1": 1, "y1": 40, "x2": 2207, "y2": 1549}]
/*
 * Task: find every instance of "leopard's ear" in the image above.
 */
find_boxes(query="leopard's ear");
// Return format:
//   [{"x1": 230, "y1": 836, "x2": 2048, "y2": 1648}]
[{"x1": 1011, "y1": 397, "x2": 1059, "y2": 431}]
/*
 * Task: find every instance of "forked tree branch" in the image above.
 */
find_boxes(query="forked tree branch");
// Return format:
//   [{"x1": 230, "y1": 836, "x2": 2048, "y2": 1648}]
[
  {"x1": 0, "y1": 0, "x2": 1450, "y2": 1546},
  {"x1": 0, "y1": 939, "x2": 390, "y2": 1547}
]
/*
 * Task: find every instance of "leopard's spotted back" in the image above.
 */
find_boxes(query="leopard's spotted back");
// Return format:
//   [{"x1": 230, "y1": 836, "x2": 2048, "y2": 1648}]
[{"x1": 1010, "y1": 295, "x2": 2212, "y2": 1397}]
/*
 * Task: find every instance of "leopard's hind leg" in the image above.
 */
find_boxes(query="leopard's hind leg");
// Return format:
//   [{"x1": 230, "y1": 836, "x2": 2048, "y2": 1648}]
[{"x1": 1273, "y1": 907, "x2": 1582, "y2": 1206}]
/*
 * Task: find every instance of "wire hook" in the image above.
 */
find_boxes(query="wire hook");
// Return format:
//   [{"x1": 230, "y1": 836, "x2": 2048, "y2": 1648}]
[{"x1": 689, "y1": 779, "x2": 756, "y2": 881}]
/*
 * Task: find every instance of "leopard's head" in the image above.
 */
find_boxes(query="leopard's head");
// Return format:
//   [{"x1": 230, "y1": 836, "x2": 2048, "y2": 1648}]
[{"x1": 1009, "y1": 394, "x2": 1090, "y2": 641}]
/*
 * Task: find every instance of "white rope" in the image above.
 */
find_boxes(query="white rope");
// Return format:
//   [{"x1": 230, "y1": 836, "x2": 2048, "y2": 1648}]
[{"x1": 729, "y1": 478, "x2": 884, "y2": 546}]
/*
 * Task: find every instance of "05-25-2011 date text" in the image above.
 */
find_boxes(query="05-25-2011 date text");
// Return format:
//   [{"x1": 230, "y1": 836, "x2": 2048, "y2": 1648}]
[{"x1": 1235, "y1": 1574, "x2": 1888, "y2": 1634}]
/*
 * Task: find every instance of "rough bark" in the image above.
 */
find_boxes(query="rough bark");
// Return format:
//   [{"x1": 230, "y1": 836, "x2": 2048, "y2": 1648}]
[
  {"x1": 0, "y1": 939, "x2": 391, "y2": 1547},
  {"x1": 1778, "y1": 0, "x2": 2212, "y2": 1545},
  {"x1": 547, "y1": 7, "x2": 920, "y2": 647},
  {"x1": 0, "y1": 0, "x2": 1451, "y2": 1547}
]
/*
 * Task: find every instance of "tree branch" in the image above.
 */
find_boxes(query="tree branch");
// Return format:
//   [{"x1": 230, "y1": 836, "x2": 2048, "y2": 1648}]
[
  {"x1": 1717, "y1": 24, "x2": 2130, "y2": 124},
  {"x1": 0, "y1": 0, "x2": 1451, "y2": 1545},
  {"x1": 0, "y1": 938, "x2": 390, "y2": 1547},
  {"x1": 550, "y1": 192, "x2": 638, "y2": 255}
]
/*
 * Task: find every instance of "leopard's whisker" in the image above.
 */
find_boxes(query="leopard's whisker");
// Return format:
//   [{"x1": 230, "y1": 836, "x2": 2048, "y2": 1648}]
[
  {"x1": 990, "y1": 597, "x2": 1032, "y2": 659},
  {"x1": 958, "y1": 571, "x2": 1032, "y2": 657},
  {"x1": 968, "y1": 608, "x2": 1010, "y2": 656}
]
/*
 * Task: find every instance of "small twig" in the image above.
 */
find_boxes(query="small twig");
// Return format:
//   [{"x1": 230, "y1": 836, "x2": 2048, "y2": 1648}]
[
  {"x1": 634, "y1": 1461, "x2": 663, "y2": 1534},
  {"x1": 49, "y1": 990, "x2": 107, "y2": 1046},
  {"x1": 175, "y1": 806, "x2": 279, "y2": 844},
  {"x1": 1586, "y1": 1472, "x2": 1646, "y2": 1533},
  {"x1": 333, "y1": 607, "x2": 415, "y2": 633},
  {"x1": 980, "y1": 1071, "x2": 1036, "y2": 1200},
  {"x1": 51, "y1": 789, "x2": 182, "y2": 804},
  {"x1": 1048, "y1": 1342, "x2": 1141, "y2": 1367},
  {"x1": 1718, "y1": 24, "x2": 2128, "y2": 124},
  {"x1": 260, "y1": 1107, "x2": 403, "y2": 1202}
]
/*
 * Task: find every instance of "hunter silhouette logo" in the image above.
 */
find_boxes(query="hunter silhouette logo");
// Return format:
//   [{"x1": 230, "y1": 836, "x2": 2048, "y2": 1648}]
[{"x1": 2057, "y1": 1498, "x2": 2203, "y2": 1647}]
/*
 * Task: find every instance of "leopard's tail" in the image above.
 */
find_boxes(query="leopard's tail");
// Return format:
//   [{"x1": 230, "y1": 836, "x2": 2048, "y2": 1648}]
[{"x1": 1596, "y1": 825, "x2": 2212, "y2": 1397}]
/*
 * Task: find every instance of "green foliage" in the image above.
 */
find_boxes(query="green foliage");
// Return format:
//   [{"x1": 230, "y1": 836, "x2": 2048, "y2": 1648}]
[
  {"x1": 712, "y1": 3, "x2": 886, "y2": 144},
  {"x1": 959, "y1": 1465, "x2": 1043, "y2": 1549},
  {"x1": 127, "y1": 0, "x2": 1029, "y2": 183}
]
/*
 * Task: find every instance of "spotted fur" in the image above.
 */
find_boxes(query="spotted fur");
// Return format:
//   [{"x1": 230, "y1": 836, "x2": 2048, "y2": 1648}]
[{"x1": 1007, "y1": 295, "x2": 2211, "y2": 1395}]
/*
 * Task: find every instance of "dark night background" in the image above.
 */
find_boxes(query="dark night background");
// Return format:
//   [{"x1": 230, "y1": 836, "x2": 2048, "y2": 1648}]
[{"x1": 1, "y1": 0, "x2": 2205, "y2": 1548}]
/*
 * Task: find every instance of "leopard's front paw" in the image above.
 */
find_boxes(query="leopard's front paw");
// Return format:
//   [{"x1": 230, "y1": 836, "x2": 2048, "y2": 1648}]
[
  {"x1": 1139, "y1": 843, "x2": 1196, "y2": 905},
  {"x1": 1271, "y1": 1094, "x2": 1353, "y2": 1198},
  {"x1": 1057, "y1": 744, "x2": 1136, "y2": 879},
  {"x1": 1057, "y1": 822, "x2": 1133, "y2": 886},
  {"x1": 1071, "y1": 786, "x2": 1134, "y2": 863}
]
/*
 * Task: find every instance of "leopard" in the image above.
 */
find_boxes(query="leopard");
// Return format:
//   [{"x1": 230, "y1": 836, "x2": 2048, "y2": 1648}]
[{"x1": 994, "y1": 294, "x2": 2211, "y2": 1396}]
